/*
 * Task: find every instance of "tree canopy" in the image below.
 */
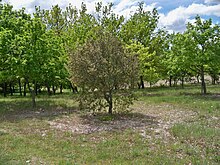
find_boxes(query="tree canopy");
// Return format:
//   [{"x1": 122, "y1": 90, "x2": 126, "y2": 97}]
[
  {"x1": 69, "y1": 30, "x2": 138, "y2": 114},
  {"x1": 0, "y1": 1, "x2": 220, "y2": 110}
]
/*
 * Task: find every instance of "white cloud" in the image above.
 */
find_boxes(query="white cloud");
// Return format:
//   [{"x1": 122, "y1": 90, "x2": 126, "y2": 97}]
[
  {"x1": 187, "y1": 3, "x2": 220, "y2": 16},
  {"x1": 2, "y1": 0, "x2": 160, "y2": 19},
  {"x1": 114, "y1": 0, "x2": 137, "y2": 12},
  {"x1": 205, "y1": 0, "x2": 220, "y2": 4},
  {"x1": 114, "y1": 1, "x2": 159, "y2": 18},
  {"x1": 2, "y1": 0, "x2": 219, "y2": 32},
  {"x1": 158, "y1": 3, "x2": 220, "y2": 32},
  {"x1": 3, "y1": 0, "x2": 86, "y2": 13}
]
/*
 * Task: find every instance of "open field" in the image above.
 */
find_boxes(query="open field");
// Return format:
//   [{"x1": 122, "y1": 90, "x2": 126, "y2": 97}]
[{"x1": 0, "y1": 85, "x2": 219, "y2": 164}]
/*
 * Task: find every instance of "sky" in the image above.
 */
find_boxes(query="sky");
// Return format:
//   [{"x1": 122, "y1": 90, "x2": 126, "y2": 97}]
[{"x1": 2, "y1": 0, "x2": 220, "y2": 32}]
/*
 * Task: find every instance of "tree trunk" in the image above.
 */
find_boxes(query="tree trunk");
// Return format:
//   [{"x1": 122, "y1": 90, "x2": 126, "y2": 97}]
[
  {"x1": 140, "y1": 76, "x2": 144, "y2": 89},
  {"x1": 13, "y1": 85, "x2": 15, "y2": 93},
  {"x1": 70, "y1": 83, "x2": 74, "y2": 92},
  {"x1": 137, "y1": 83, "x2": 141, "y2": 89},
  {"x1": 9, "y1": 82, "x2": 13, "y2": 96},
  {"x1": 211, "y1": 75, "x2": 217, "y2": 85},
  {"x1": 3, "y1": 82, "x2": 7, "y2": 97},
  {"x1": 108, "y1": 93, "x2": 113, "y2": 114},
  {"x1": 70, "y1": 83, "x2": 78, "y2": 93},
  {"x1": 181, "y1": 77, "x2": 184, "y2": 88},
  {"x1": 196, "y1": 75, "x2": 200, "y2": 83},
  {"x1": 46, "y1": 82, "x2": 51, "y2": 95},
  {"x1": 108, "y1": 99, "x2": 113, "y2": 114},
  {"x1": 18, "y1": 79, "x2": 22, "y2": 96},
  {"x1": 75, "y1": 86, "x2": 78, "y2": 93},
  {"x1": 26, "y1": 78, "x2": 36, "y2": 108},
  {"x1": 24, "y1": 81, "x2": 27, "y2": 96},
  {"x1": 52, "y1": 85, "x2": 56, "y2": 94},
  {"x1": 174, "y1": 77, "x2": 178, "y2": 87},
  {"x1": 201, "y1": 67, "x2": 207, "y2": 95},
  {"x1": 31, "y1": 90, "x2": 36, "y2": 108},
  {"x1": 169, "y1": 76, "x2": 172, "y2": 87},
  {"x1": 104, "y1": 92, "x2": 113, "y2": 114},
  {"x1": 34, "y1": 81, "x2": 37, "y2": 96},
  {"x1": 212, "y1": 77, "x2": 215, "y2": 85},
  {"x1": 60, "y1": 84, "x2": 63, "y2": 94}
]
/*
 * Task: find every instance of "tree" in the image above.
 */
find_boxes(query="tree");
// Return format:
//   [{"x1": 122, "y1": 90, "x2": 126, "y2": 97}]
[
  {"x1": 69, "y1": 30, "x2": 138, "y2": 114},
  {"x1": 120, "y1": 2, "x2": 158, "y2": 47},
  {"x1": 0, "y1": 3, "x2": 30, "y2": 97},
  {"x1": 94, "y1": 2, "x2": 124, "y2": 36},
  {"x1": 126, "y1": 42, "x2": 157, "y2": 88},
  {"x1": 66, "y1": 2, "x2": 96, "y2": 48},
  {"x1": 37, "y1": 5, "x2": 69, "y2": 94},
  {"x1": 164, "y1": 33, "x2": 193, "y2": 87},
  {"x1": 120, "y1": 2, "x2": 159, "y2": 88},
  {"x1": 208, "y1": 25, "x2": 220, "y2": 85},
  {"x1": 186, "y1": 16, "x2": 220, "y2": 94}
]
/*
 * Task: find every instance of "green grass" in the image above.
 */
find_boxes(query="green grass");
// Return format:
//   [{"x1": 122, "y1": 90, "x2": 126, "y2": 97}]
[
  {"x1": 137, "y1": 85, "x2": 220, "y2": 114},
  {"x1": 0, "y1": 85, "x2": 219, "y2": 164}
]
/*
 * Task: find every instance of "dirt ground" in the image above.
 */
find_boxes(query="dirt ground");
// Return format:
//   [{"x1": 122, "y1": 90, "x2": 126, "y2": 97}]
[
  {"x1": 46, "y1": 102, "x2": 197, "y2": 140},
  {"x1": 0, "y1": 100, "x2": 198, "y2": 141}
]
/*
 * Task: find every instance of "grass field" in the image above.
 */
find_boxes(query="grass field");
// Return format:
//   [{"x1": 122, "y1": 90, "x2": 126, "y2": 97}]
[{"x1": 0, "y1": 85, "x2": 219, "y2": 164}]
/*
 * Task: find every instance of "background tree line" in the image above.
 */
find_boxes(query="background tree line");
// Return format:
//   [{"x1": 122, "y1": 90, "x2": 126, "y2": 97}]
[{"x1": 0, "y1": 1, "x2": 220, "y2": 112}]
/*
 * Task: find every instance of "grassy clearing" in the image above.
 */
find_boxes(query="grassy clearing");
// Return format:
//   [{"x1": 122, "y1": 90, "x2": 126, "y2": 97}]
[{"x1": 0, "y1": 85, "x2": 219, "y2": 164}]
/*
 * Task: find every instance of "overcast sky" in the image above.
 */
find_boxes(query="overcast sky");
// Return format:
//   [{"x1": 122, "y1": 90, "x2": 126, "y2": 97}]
[{"x1": 2, "y1": 0, "x2": 220, "y2": 32}]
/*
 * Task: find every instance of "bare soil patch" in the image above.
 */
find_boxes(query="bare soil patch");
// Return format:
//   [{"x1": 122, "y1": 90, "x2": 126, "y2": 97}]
[
  {"x1": 0, "y1": 100, "x2": 198, "y2": 140},
  {"x1": 49, "y1": 112, "x2": 158, "y2": 134},
  {"x1": 48, "y1": 101, "x2": 197, "y2": 140}
]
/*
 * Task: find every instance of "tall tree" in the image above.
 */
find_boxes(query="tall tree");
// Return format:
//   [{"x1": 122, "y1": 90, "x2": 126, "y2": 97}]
[
  {"x1": 94, "y1": 2, "x2": 124, "y2": 36},
  {"x1": 164, "y1": 32, "x2": 193, "y2": 87},
  {"x1": 186, "y1": 16, "x2": 220, "y2": 94},
  {"x1": 0, "y1": 3, "x2": 31, "y2": 96},
  {"x1": 120, "y1": 2, "x2": 159, "y2": 88},
  {"x1": 37, "y1": 5, "x2": 69, "y2": 94},
  {"x1": 120, "y1": 2, "x2": 158, "y2": 47}
]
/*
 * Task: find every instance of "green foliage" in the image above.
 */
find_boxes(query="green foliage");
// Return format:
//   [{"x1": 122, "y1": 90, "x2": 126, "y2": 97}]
[
  {"x1": 185, "y1": 16, "x2": 220, "y2": 93},
  {"x1": 0, "y1": 3, "x2": 69, "y2": 104},
  {"x1": 120, "y1": 2, "x2": 159, "y2": 47},
  {"x1": 120, "y1": 4, "x2": 168, "y2": 86},
  {"x1": 69, "y1": 30, "x2": 138, "y2": 114},
  {"x1": 164, "y1": 33, "x2": 192, "y2": 80},
  {"x1": 0, "y1": 1, "x2": 220, "y2": 105},
  {"x1": 126, "y1": 42, "x2": 161, "y2": 86},
  {"x1": 95, "y1": 2, "x2": 124, "y2": 35}
]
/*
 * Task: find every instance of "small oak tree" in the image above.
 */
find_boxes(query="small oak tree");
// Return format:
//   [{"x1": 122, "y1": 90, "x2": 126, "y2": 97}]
[{"x1": 69, "y1": 30, "x2": 138, "y2": 114}]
